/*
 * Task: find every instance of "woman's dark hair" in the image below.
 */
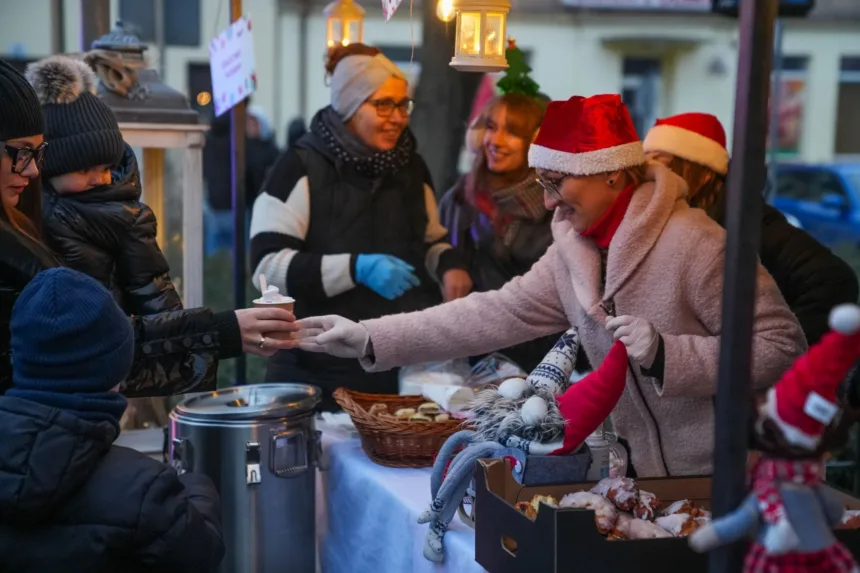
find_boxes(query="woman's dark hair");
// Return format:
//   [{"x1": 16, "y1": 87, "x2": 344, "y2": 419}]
[
  {"x1": 1, "y1": 178, "x2": 42, "y2": 241},
  {"x1": 668, "y1": 156, "x2": 726, "y2": 211},
  {"x1": 325, "y1": 43, "x2": 381, "y2": 76}
]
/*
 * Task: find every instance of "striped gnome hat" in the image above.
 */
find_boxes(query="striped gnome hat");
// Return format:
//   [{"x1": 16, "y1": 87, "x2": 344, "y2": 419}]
[{"x1": 765, "y1": 303, "x2": 860, "y2": 450}]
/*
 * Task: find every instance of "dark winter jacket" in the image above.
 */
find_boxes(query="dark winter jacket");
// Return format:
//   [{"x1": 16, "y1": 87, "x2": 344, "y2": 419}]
[
  {"x1": 438, "y1": 177, "x2": 559, "y2": 372},
  {"x1": 0, "y1": 215, "x2": 242, "y2": 396},
  {"x1": 0, "y1": 396, "x2": 225, "y2": 573},
  {"x1": 204, "y1": 114, "x2": 281, "y2": 211},
  {"x1": 251, "y1": 116, "x2": 467, "y2": 410},
  {"x1": 41, "y1": 145, "x2": 182, "y2": 316},
  {"x1": 709, "y1": 196, "x2": 859, "y2": 345}
]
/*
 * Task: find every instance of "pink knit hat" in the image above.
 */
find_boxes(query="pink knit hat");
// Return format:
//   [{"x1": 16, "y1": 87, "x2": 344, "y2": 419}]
[{"x1": 643, "y1": 113, "x2": 730, "y2": 176}]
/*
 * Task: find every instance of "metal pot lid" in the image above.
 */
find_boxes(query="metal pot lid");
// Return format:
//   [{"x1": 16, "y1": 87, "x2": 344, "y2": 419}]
[{"x1": 173, "y1": 383, "x2": 320, "y2": 421}]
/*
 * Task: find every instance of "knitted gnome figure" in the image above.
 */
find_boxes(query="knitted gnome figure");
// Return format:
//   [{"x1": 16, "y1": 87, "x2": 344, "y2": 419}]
[
  {"x1": 419, "y1": 334, "x2": 629, "y2": 563},
  {"x1": 470, "y1": 328, "x2": 580, "y2": 443},
  {"x1": 689, "y1": 303, "x2": 860, "y2": 573}
]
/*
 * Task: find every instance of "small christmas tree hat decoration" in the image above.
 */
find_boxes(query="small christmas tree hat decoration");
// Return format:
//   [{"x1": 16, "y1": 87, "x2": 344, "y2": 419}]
[{"x1": 495, "y1": 37, "x2": 541, "y2": 98}]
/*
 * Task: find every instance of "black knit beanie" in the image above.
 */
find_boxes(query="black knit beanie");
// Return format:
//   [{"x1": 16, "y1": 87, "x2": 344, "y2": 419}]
[
  {"x1": 0, "y1": 59, "x2": 45, "y2": 141},
  {"x1": 25, "y1": 55, "x2": 124, "y2": 179}
]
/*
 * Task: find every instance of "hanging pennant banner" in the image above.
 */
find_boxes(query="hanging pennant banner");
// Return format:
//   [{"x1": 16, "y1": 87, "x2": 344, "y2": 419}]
[
  {"x1": 381, "y1": 0, "x2": 405, "y2": 20},
  {"x1": 209, "y1": 16, "x2": 258, "y2": 117}
]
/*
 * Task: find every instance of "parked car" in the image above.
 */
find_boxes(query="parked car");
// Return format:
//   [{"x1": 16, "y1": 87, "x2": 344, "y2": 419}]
[{"x1": 771, "y1": 163, "x2": 860, "y2": 247}]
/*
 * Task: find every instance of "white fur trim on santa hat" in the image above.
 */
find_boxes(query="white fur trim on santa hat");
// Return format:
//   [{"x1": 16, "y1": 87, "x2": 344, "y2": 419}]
[
  {"x1": 643, "y1": 124, "x2": 729, "y2": 176},
  {"x1": 764, "y1": 387, "x2": 821, "y2": 450},
  {"x1": 529, "y1": 140, "x2": 645, "y2": 177}
]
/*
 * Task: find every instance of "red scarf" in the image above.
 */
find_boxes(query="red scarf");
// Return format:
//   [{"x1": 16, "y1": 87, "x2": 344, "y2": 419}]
[
  {"x1": 751, "y1": 457, "x2": 824, "y2": 525},
  {"x1": 580, "y1": 183, "x2": 637, "y2": 249}
]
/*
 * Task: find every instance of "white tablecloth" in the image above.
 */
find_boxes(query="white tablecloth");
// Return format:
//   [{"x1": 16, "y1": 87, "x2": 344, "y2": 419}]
[{"x1": 315, "y1": 426, "x2": 486, "y2": 573}]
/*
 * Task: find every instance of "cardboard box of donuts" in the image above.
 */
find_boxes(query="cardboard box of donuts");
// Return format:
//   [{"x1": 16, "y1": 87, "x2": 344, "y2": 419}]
[{"x1": 473, "y1": 459, "x2": 860, "y2": 573}]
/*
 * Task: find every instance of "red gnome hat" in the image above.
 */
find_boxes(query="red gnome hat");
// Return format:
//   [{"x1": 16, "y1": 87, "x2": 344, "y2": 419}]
[
  {"x1": 766, "y1": 304, "x2": 860, "y2": 450},
  {"x1": 643, "y1": 113, "x2": 729, "y2": 176},
  {"x1": 522, "y1": 341, "x2": 629, "y2": 455}
]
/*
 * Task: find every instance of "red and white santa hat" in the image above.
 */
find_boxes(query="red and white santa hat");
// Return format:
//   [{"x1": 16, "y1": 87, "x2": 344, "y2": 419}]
[
  {"x1": 765, "y1": 304, "x2": 860, "y2": 450},
  {"x1": 528, "y1": 94, "x2": 645, "y2": 176},
  {"x1": 521, "y1": 341, "x2": 630, "y2": 455},
  {"x1": 643, "y1": 113, "x2": 730, "y2": 176}
]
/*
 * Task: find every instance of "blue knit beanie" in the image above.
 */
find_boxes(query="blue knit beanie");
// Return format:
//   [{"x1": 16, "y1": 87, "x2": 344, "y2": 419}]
[{"x1": 8, "y1": 268, "x2": 132, "y2": 431}]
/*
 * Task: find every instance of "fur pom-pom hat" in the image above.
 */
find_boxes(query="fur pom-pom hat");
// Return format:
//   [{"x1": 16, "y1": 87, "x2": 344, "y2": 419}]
[{"x1": 25, "y1": 55, "x2": 124, "y2": 178}]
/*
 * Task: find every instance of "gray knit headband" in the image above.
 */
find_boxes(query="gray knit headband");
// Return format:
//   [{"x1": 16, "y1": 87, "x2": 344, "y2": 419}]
[{"x1": 330, "y1": 53, "x2": 407, "y2": 121}]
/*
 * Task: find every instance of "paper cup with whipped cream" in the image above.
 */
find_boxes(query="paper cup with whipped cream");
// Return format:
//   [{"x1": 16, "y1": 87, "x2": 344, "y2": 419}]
[{"x1": 252, "y1": 285, "x2": 295, "y2": 340}]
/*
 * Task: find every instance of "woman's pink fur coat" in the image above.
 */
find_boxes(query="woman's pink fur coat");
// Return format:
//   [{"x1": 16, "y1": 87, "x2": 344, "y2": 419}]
[{"x1": 361, "y1": 164, "x2": 807, "y2": 477}]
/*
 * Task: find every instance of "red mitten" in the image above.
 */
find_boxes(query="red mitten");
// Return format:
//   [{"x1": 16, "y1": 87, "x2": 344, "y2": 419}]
[{"x1": 551, "y1": 341, "x2": 629, "y2": 455}]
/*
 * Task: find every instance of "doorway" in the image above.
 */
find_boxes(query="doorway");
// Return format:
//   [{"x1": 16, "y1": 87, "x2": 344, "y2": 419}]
[{"x1": 621, "y1": 57, "x2": 662, "y2": 138}]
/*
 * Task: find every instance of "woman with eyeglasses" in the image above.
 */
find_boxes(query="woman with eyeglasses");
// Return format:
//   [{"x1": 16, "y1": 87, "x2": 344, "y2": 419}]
[
  {"x1": 250, "y1": 44, "x2": 471, "y2": 410},
  {"x1": 297, "y1": 94, "x2": 807, "y2": 477},
  {"x1": 0, "y1": 58, "x2": 298, "y2": 396}
]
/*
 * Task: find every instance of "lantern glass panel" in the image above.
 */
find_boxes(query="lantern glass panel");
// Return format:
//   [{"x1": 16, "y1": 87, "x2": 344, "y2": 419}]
[
  {"x1": 327, "y1": 18, "x2": 342, "y2": 47},
  {"x1": 484, "y1": 13, "x2": 505, "y2": 57},
  {"x1": 343, "y1": 19, "x2": 360, "y2": 45},
  {"x1": 459, "y1": 12, "x2": 482, "y2": 56}
]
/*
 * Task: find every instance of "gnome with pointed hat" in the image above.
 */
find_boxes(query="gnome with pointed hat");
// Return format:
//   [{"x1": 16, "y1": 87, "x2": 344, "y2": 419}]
[
  {"x1": 419, "y1": 329, "x2": 629, "y2": 563},
  {"x1": 689, "y1": 303, "x2": 860, "y2": 572}
]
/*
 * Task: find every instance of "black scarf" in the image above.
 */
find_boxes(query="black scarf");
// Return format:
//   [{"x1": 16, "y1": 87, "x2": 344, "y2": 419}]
[{"x1": 312, "y1": 106, "x2": 414, "y2": 179}]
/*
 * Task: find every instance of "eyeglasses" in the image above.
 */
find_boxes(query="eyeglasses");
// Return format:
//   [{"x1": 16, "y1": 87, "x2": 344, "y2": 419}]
[
  {"x1": 2, "y1": 142, "x2": 48, "y2": 175},
  {"x1": 366, "y1": 98, "x2": 414, "y2": 119},
  {"x1": 536, "y1": 173, "x2": 568, "y2": 202}
]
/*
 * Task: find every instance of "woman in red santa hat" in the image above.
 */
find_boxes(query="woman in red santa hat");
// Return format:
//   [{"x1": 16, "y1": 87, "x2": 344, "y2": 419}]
[
  {"x1": 296, "y1": 94, "x2": 807, "y2": 478},
  {"x1": 643, "y1": 112, "x2": 858, "y2": 345}
]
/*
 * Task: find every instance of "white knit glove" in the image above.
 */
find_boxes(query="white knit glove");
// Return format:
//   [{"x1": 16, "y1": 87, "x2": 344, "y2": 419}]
[
  {"x1": 296, "y1": 315, "x2": 371, "y2": 359},
  {"x1": 605, "y1": 315, "x2": 660, "y2": 368}
]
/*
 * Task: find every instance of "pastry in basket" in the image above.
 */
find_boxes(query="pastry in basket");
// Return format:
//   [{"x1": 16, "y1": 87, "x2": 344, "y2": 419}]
[
  {"x1": 607, "y1": 527, "x2": 627, "y2": 540},
  {"x1": 418, "y1": 402, "x2": 441, "y2": 416},
  {"x1": 409, "y1": 414, "x2": 434, "y2": 422},
  {"x1": 434, "y1": 413, "x2": 451, "y2": 422},
  {"x1": 591, "y1": 477, "x2": 640, "y2": 512},
  {"x1": 394, "y1": 407, "x2": 416, "y2": 419},
  {"x1": 559, "y1": 491, "x2": 618, "y2": 534},
  {"x1": 634, "y1": 490, "x2": 660, "y2": 521},
  {"x1": 655, "y1": 513, "x2": 702, "y2": 537},
  {"x1": 614, "y1": 513, "x2": 672, "y2": 540}
]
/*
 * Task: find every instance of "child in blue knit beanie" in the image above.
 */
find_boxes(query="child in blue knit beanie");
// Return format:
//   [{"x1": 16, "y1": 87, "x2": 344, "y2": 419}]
[{"x1": 0, "y1": 268, "x2": 225, "y2": 573}]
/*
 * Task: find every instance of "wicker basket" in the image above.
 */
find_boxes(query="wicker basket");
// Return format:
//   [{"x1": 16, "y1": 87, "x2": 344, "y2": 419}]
[{"x1": 334, "y1": 387, "x2": 467, "y2": 468}]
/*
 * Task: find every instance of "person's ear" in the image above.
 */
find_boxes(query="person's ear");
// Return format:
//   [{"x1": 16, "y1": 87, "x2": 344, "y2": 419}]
[{"x1": 607, "y1": 170, "x2": 623, "y2": 187}]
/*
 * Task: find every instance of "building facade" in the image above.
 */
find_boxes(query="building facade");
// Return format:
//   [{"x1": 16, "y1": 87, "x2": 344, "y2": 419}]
[{"x1": 1, "y1": 0, "x2": 858, "y2": 161}]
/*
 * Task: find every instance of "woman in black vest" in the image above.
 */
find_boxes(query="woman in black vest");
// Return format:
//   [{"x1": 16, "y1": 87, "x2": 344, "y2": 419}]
[{"x1": 250, "y1": 44, "x2": 472, "y2": 410}]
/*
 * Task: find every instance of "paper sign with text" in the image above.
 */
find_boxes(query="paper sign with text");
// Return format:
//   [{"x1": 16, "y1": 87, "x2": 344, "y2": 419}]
[
  {"x1": 381, "y1": 0, "x2": 405, "y2": 20},
  {"x1": 209, "y1": 16, "x2": 257, "y2": 117}
]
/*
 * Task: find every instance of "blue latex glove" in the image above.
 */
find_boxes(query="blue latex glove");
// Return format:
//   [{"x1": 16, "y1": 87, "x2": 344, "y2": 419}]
[{"x1": 355, "y1": 254, "x2": 421, "y2": 300}]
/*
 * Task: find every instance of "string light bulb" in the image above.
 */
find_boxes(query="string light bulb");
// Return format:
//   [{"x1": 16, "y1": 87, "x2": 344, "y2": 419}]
[{"x1": 437, "y1": 0, "x2": 456, "y2": 22}]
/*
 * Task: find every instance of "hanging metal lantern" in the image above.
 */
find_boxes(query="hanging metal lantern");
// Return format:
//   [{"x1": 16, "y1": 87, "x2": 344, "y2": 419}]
[
  {"x1": 450, "y1": 0, "x2": 511, "y2": 73},
  {"x1": 323, "y1": 0, "x2": 366, "y2": 49}
]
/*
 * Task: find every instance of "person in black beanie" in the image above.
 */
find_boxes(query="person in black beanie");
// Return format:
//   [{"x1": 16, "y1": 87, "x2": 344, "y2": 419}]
[
  {"x1": 26, "y1": 54, "x2": 183, "y2": 317},
  {"x1": 0, "y1": 54, "x2": 299, "y2": 399},
  {"x1": 0, "y1": 267, "x2": 225, "y2": 573}
]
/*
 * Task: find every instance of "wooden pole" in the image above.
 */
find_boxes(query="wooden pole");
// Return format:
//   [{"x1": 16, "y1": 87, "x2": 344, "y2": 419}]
[
  {"x1": 231, "y1": 0, "x2": 248, "y2": 385},
  {"x1": 80, "y1": 0, "x2": 110, "y2": 51},
  {"x1": 51, "y1": 0, "x2": 66, "y2": 54},
  {"x1": 710, "y1": 0, "x2": 778, "y2": 571}
]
